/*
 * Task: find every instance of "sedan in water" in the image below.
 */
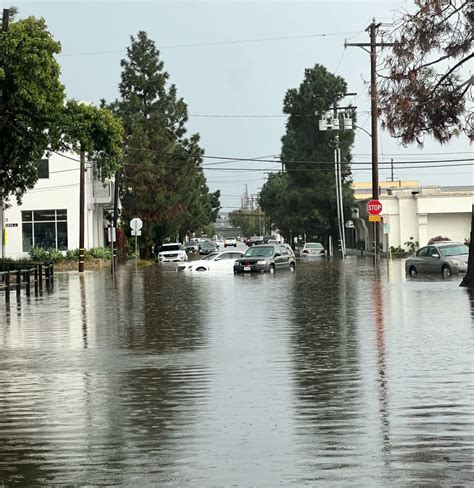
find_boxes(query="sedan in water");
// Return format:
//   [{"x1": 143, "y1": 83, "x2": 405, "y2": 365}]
[
  {"x1": 199, "y1": 241, "x2": 218, "y2": 255},
  {"x1": 405, "y1": 242, "x2": 468, "y2": 278},
  {"x1": 234, "y1": 244, "x2": 296, "y2": 274},
  {"x1": 300, "y1": 242, "x2": 326, "y2": 257},
  {"x1": 158, "y1": 243, "x2": 188, "y2": 262},
  {"x1": 177, "y1": 251, "x2": 243, "y2": 272}
]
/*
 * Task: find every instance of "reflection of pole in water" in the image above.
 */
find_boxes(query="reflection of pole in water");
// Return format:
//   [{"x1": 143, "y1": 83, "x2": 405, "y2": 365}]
[
  {"x1": 79, "y1": 275, "x2": 88, "y2": 349},
  {"x1": 373, "y1": 277, "x2": 391, "y2": 458}
]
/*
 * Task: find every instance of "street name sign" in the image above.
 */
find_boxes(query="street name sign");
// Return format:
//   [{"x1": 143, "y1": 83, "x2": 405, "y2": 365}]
[
  {"x1": 130, "y1": 217, "x2": 143, "y2": 231},
  {"x1": 367, "y1": 200, "x2": 383, "y2": 215},
  {"x1": 131, "y1": 230, "x2": 142, "y2": 236}
]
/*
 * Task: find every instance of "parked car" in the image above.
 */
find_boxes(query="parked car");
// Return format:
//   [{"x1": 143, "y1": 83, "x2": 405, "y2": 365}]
[
  {"x1": 405, "y1": 242, "x2": 468, "y2": 278},
  {"x1": 199, "y1": 241, "x2": 218, "y2": 255},
  {"x1": 184, "y1": 240, "x2": 200, "y2": 253},
  {"x1": 234, "y1": 244, "x2": 296, "y2": 274},
  {"x1": 157, "y1": 243, "x2": 188, "y2": 262},
  {"x1": 300, "y1": 242, "x2": 326, "y2": 257},
  {"x1": 224, "y1": 237, "x2": 237, "y2": 247},
  {"x1": 214, "y1": 239, "x2": 224, "y2": 250},
  {"x1": 177, "y1": 251, "x2": 243, "y2": 272}
]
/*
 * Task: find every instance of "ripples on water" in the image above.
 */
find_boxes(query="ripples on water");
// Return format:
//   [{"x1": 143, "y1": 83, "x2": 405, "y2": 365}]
[{"x1": 0, "y1": 258, "x2": 472, "y2": 486}]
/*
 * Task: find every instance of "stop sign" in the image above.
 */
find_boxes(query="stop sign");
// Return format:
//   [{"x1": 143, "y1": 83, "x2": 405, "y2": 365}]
[{"x1": 367, "y1": 199, "x2": 383, "y2": 215}]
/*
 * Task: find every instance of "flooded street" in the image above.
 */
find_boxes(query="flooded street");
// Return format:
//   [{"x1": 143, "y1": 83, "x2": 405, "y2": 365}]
[{"x1": 0, "y1": 258, "x2": 472, "y2": 486}]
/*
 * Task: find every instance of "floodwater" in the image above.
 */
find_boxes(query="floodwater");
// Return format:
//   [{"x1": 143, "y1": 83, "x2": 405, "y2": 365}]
[{"x1": 0, "y1": 257, "x2": 472, "y2": 487}]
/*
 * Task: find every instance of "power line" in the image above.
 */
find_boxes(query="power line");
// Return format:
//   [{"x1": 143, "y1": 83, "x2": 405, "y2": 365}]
[{"x1": 59, "y1": 30, "x2": 362, "y2": 57}]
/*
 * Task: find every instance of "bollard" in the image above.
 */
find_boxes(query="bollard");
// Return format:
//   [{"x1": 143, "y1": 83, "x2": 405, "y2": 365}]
[
  {"x1": 5, "y1": 271, "x2": 10, "y2": 303},
  {"x1": 26, "y1": 269, "x2": 31, "y2": 298},
  {"x1": 39, "y1": 264, "x2": 43, "y2": 289},
  {"x1": 45, "y1": 264, "x2": 50, "y2": 289},
  {"x1": 34, "y1": 266, "x2": 39, "y2": 296},
  {"x1": 16, "y1": 270, "x2": 21, "y2": 299},
  {"x1": 50, "y1": 263, "x2": 54, "y2": 286}
]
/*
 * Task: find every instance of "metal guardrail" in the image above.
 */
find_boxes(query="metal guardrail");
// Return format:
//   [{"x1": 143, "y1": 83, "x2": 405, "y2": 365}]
[{"x1": 0, "y1": 263, "x2": 54, "y2": 303}]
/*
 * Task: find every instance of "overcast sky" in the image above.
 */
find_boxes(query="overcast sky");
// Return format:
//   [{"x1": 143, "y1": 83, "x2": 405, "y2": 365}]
[{"x1": 12, "y1": 1, "x2": 473, "y2": 210}]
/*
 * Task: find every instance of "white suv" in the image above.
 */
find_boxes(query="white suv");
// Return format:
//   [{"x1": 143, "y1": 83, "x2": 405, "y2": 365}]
[
  {"x1": 157, "y1": 243, "x2": 188, "y2": 262},
  {"x1": 224, "y1": 237, "x2": 237, "y2": 247}
]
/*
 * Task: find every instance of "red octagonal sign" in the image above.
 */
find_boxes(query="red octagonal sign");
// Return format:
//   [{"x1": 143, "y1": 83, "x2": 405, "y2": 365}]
[{"x1": 367, "y1": 199, "x2": 383, "y2": 215}]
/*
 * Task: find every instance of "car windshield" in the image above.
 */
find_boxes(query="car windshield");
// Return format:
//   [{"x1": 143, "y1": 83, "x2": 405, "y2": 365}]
[
  {"x1": 202, "y1": 253, "x2": 219, "y2": 261},
  {"x1": 244, "y1": 246, "x2": 274, "y2": 257},
  {"x1": 202, "y1": 242, "x2": 215, "y2": 248},
  {"x1": 305, "y1": 243, "x2": 323, "y2": 249},
  {"x1": 160, "y1": 245, "x2": 181, "y2": 252},
  {"x1": 439, "y1": 244, "x2": 469, "y2": 257}
]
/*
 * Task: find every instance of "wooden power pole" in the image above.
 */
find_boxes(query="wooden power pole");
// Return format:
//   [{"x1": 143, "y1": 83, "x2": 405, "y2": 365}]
[
  {"x1": 79, "y1": 149, "x2": 85, "y2": 272},
  {"x1": 345, "y1": 20, "x2": 397, "y2": 260}
]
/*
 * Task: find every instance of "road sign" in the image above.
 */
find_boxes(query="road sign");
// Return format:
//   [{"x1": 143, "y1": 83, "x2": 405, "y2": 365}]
[
  {"x1": 369, "y1": 215, "x2": 381, "y2": 222},
  {"x1": 131, "y1": 230, "x2": 142, "y2": 236},
  {"x1": 367, "y1": 200, "x2": 383, "y2": 215},
  {"x1": 130, "y1": 217, "x2": 143, "y2": 231},
  {"x1": 107, "y1": 226, "x2": 116, "y2": 242},
  {"x1": 383, "y1": 223, "x2": 390, "y2": 234}
]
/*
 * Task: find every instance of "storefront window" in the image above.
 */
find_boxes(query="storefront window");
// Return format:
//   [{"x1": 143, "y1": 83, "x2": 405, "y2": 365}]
[{"x1": 22, "y1": 210, "x2": 68, "y2": 251}]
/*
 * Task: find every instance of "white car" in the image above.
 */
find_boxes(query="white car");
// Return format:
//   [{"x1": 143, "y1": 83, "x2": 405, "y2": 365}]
[
  {"x1": 177, "y1": 250, "x2": 243, "y2": 272},
  {"x1": 224, "y1": 237, "x2": 237, "y2": 247},
  {"x1": 157, "y1": 243, "x2": 188, "y2": 262},
  {"x1": 300, "y1": 242, "x2": 326, "y2": 257}
]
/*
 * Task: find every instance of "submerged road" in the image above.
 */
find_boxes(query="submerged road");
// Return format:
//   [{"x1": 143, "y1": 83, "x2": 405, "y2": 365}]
[{"x1": 0, "y1": 258, "x2": 472, "y2": 486}]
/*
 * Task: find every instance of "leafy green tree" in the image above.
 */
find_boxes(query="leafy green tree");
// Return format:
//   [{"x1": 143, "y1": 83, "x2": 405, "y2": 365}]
[
  {"x1": 260, "y1": 64, "x2": 354, "y2": 246},
  {"x1": 378, "y1": 1, "x2": 473, "y2": 287},
  {"x1": 228, "y1": 208, "x2": 264, "y2": 237},
  {"x1": 379, "y1": 0, "x2": 472, "y2": 144},
  {"x1": 0, "y1": 14, "x2": 65, "y2": 203},
  {"x1": 61, "y1": 100, "x2": 124, "y2": 178},
  {"x1": 111, "y1": 31, "x2": 219, "y2": 254}
]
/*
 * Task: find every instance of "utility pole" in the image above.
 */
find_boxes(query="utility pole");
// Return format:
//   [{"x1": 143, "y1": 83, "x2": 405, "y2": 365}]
[
  {"x1": 390, "y1": 158, "x2": 394, "y2": 182},
  {"x1": 111, "y1": 170, "x2": 120, "y2": 275},
  {"x1": 0, "y1": 9, "x2": 10, "y2": 259},
  {"x1": 345, "y1": 20, "x2": 397, "y2": 262},
  {"x1": 79, "y1": 149, "x2": 85, "y2": 273}
]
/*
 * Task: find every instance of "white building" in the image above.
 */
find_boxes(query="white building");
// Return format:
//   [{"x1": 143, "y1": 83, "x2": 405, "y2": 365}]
[
  {"x1": 351, "y1": 182, "x2": 473, "y2": 251},
  {"x1": 1, "y1": 152, "x2": 115, "y2": 259}
]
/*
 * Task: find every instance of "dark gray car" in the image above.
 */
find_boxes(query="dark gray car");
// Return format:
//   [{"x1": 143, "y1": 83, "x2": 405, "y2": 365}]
[
  {"x1": 405, "y1": 242, "x2": 468, "y2": 278},
  {"x1": 234, "y1": 244, "x2": 296, "y2": 274}
]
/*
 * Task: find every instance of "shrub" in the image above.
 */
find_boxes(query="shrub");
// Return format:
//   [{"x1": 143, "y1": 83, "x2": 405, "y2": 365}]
[
  {"x1": 46, "y1": 248, "x2": 64, "y2": 263},
  {"x1": 404, "y1": 237, "x2": 418, "y2": 253},
  {"x1": 28, "y1": 246, "x2": 49, "y2": 261},
  {"x1": 428, "y1": 235, "x2": 451, "y2": 245},
  {"x1": 65, "y1": 248, "x2": 79, "y2": 260},
  {"x1": 86, "y1": 247, "x2": 112, "y2": 259},
  {"x1": 390, "y1": 245, "x2": 404, "y2": 253}
]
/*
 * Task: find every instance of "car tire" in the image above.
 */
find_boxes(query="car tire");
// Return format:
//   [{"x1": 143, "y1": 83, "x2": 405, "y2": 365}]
[
  {"x1": 409, "y1": 266, "x2": 417, "y2": 277},
  {"x1": 269, "y1": 264, "x2": 276, "y2": 274},
  {"x1": 289, "y1": 262, "x2": 295, "y2": 272},
  {"x1": 441, "y1": 265, "x2": 452, "y2": 279},
  {"x1": 196, "y1": 267, "x2": 206, "y2": 272}
]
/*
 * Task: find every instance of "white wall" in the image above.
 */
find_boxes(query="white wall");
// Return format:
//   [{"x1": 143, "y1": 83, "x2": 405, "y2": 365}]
[
  {"x1": 427, "y1": 213, "x2": 471, "y2": 244},
  {"x1": 3, "y1": 153, "x2": 109, "y2": 259}
]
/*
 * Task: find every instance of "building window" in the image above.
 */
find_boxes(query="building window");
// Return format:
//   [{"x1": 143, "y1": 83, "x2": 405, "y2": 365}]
[
  {"x1": 38, "y1": 159, "x2": 49, "y2": 179},
  {"x1": 21, "y1": 210, "x2": 68, "y2": 252}
]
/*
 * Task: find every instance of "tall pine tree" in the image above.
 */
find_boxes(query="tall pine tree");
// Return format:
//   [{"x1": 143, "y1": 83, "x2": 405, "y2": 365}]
[{"x1": 112, "y1": 31, "x2": 219, "y2": 254}]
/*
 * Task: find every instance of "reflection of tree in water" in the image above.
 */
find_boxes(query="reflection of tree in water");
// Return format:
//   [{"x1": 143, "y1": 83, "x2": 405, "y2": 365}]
[
  {"x1": 290, "y1": 262, "x2": 362, "y2": 444},
  {"x1": 0, "y1": 266, "x2": 210, "y2": 486}
]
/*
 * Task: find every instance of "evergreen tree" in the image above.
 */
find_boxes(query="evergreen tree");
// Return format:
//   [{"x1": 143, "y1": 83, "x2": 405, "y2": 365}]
[
  {"x1": 260, "y1": 64, "x2": 355, "y2": 246},
  {"x1": 112, "y1": 31, "x2": 219, "y2": 254}
]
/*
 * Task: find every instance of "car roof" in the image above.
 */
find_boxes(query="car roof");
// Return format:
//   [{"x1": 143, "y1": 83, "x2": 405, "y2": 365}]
[
  {"x1": 162, "y1": 242, "x2": 181, "y2": 246},
  {"x1": 433, "y1": 241, "x2": 462, "y2": 246}
]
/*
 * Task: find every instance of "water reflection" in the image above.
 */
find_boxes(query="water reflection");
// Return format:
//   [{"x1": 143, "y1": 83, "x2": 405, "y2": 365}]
[{"x1": 0, "y1": 259, "x2": 472, "y2": 486}]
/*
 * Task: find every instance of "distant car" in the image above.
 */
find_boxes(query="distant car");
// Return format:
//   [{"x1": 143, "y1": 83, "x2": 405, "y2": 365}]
[
  {"x1": 300, "y1": 242, "x2": 326, "y2": 257},
  {"x1": 224, "y1": 237, "x2": 237, "y2": 247},
  {"x1": 199, "y1": 241, "x2": 218, "y2": 255},
  {"x1": 177, "y1": 251, "x2": 243, "y2": 272},
  {"x1": 184, "y1": 240, "x2": 200, "y2": 253},
  {"x1": 405, "y1": 242, "x2": 468, "y2": 278},
  {"x1": 263, "y1": 235, "x2": 282, "y2": 244},
  {"x1": 234, "y1": 244, "x2": 296, "y2": 274},
  {"x1": 214, "y1": 239, "x2": 224, "y2": 250},
  {"x1": 247, "y1": 236, "x2": 264, "y2": 246},
  {"x1": 158, "y1": 243, "x2": 188, "y2": 262}
]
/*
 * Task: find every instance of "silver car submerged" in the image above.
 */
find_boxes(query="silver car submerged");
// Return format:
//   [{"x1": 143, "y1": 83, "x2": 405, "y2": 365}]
[{"x1": 405, "y1": 242, "x2": 468, "y2": 278}]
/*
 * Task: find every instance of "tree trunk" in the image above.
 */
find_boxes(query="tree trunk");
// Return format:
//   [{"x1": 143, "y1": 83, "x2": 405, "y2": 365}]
[{"x1": 460, "y1": 207, "x2": 474, "y2": 287}]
